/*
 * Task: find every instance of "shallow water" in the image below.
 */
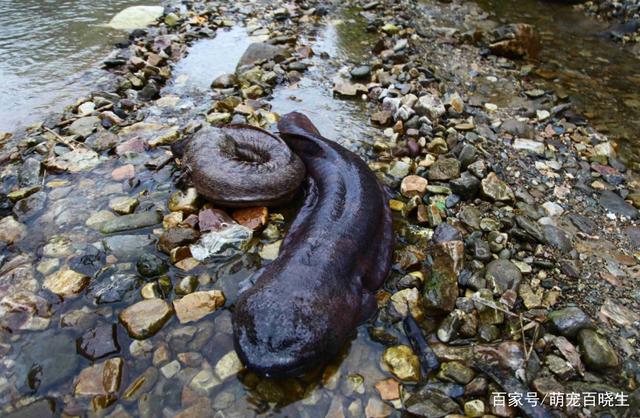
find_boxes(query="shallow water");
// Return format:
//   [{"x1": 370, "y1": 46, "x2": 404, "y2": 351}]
[
  {"x1": 0, "y1": 0, "x2": 159, "y2": 133},
  {"x1": 0, "y1": 6, "x2": 409, "y2": 416},
  {"x1": 474, "y1": 0, "x2": 640, "y2": 166}
]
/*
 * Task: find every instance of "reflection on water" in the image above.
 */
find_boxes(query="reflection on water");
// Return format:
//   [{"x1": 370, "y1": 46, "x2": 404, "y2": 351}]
[
  {"x1": 475, "y1": 0, "x2": 640, "y2": 166},
  {"x1": 0, "y1": 0, "x2": 159, "y2": 132}
]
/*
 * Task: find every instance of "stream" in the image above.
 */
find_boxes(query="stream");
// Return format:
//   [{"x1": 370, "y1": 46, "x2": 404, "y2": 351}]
[{"x1": 475, "y1": 0, "x2": 640, "y2": 166}]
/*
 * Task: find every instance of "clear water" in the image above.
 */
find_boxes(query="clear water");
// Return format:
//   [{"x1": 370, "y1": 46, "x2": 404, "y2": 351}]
[
  {"x1": 474, "y1": 0, "x2": 640, "y2": 166},
  {"x1": 0, "y1": 0, "x2": 159, "y2": 132}
]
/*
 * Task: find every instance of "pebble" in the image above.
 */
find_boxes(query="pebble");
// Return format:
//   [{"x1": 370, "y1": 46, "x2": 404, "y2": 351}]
[
  {"x1": 577, "y1": 329, "x2": 619, "y2": 370},
  {"x1": 547, "y1": 307, "x2": 592, "y2": 338},
  {"x1": 382, "y1": 345, "x2": 421, "y2": 381},
  {"x1": 109, "y1": 196, "x2": 140, "y2": 215},
  {"x1": 43, "y1": 268, "x2": 90, "y2": 298},
  {"x1": 119, "y1": 298, "x2": 173, "y2": 339},
  {"x1": 173, "y1": 290, "x2": 225, "y2": 324}
]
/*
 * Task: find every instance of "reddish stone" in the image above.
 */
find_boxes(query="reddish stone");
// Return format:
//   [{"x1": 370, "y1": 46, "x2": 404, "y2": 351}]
[
  {"x1": 198, "y1": 208, "x2": 234, "y2": 232},
  {"x1": 116, "y1": 138, "x2": 147, "y2": 155},
  {"x1": 111, "y1": 164, "x2": 135, "y2": 181},
  {"x1": 232, "y1": 207, "x2": 268, "y2": 230}
]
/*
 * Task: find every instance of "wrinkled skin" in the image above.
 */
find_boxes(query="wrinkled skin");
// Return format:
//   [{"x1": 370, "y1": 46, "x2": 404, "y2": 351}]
[
  {"x1": 232, "y1": 112, "x2": 394, "y2": 377},
  {"x1": 181, "y1": 124, "x2": 306, "y2": 207}
]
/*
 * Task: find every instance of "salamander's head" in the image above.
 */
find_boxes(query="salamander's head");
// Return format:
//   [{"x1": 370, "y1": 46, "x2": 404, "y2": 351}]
[
  {"x1": 277, "y1": 112, "x2": 322, "y2": 139},
  {"x1": 232, "y1": 283, "x2": 340, "y2": 378}
]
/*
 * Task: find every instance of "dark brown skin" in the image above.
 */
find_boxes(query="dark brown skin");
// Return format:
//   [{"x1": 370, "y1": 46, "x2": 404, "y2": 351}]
[
  {"x1": 232, "y1": 112, "x2": 394, "y2": 377},
  {"x1": 181, "y1": 124, "x2": 306, "y2": 208}
]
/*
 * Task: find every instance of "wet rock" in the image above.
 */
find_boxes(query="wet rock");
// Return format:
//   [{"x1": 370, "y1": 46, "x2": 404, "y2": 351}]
[
  {"x1": 90, "y1": 272, "x2": 141, "y2": 304},
  {"x1": 189, "y1": 368, "x2": 221, "y2": 396},
  {"x1": 236, "y1": 43, "x2": 288, "y2": 71},
  {"x1": 122, "y1": 367, "x2": 158, "y2": 402},
  {"x1": 103, "y1": 234, "x2": 156, "y2": 258},
  {"x1": 77, "y1": 323, "x2": 120, "y2": 361},
  {"x1": 480, "y1": 173, "x2": 514, "y2": 202},
  {"x1": 109, "y1": 196, "x2": 139, "y2": 215},
  {"x1": 438, "y1": 361, "x2": 475, "y2": 384},
  {"x1": 382, "y1": 345, "x2": 421, "y2": 381},
  {"x1": 424, "y1": 243, "x2": 461, "y2": 313},
  {"x1": 16, "y1": 330, "x2": 78, "y2": 391},
  {"x1": 577, "y1": 329, "x2": 619, "y2": 370},
  {"x1": 12, "y1": 191, "x2": 46, "y2": 220},
  {"x1": 108, "y1": 5, "x2": 164, "y2": 30},
  {"x1": 74, "y1": 357, "x2": 123, "y2": 397},
  {"x1": 196, "y1": 208, "x2": 229, "y2": 232},
  {"x1": 390, "y1": 287, "x2": 424, "y2": 320},
  {"x1": 86, "y1": 210, "x2": 117, "y2": 230},
  {"x1": 364, "y1": 398, "x2": 392, "y2": 418},
  {"x1": 0, "y1": 216, "x2": 27, "y2": 244},
  {"x1": 350, "y1": 65, "x2": 371, "y2": 79},
  {"x1": 428, "y1": 158, "x2": 460, "y2": 181},
  {"x1": 375, "y1": 378, "x2": 401, "y2": 401},
  {"x1": 401, "y1": 175, "x2": 429, "y2": 198},
  {"x1": 404, "y1": 387, "x2": 461, "y2": 417},
  {"x1": 67, "y1": 116, "x2": 101, "y2": 138},
  {"x1": 489, "y1": 23, "x2": 541, "y2": 59},
  {"x1": 598, "y1": 190, "x2": 638, "y2": 219},
  {"x1": 211, "y1": 73, "x2": 237, "y2": 89},
  {"x1": 43, "y1": 268, "x2": 90, "y2": 299},
  {"x1": 232, "y1": 206, "x2": 268, "y2": 230},
  {"x1": 189, "y1": 224, "x2": 253, "y2": 261},
  {"x1": 119, "y1": 298, "x2": 173, "y2": 339},
  {"x1": 485, "y1": 259, "x2": 522, "y2": 295},
  {"x1": 432, "y1": 223, "x2": 463, "y2": 244},
  {"x1": 547, "y1": 307, "x2": 592, "y2": 338},
  {"x1": 4, "y1": 399, "x2": 55, "y2": 418},
  {"x1": 215, "y1": 350, "x2": 243, "y2": 380},
  {"x1": 173, "y1": 290, "x2": 225, "y2": 324},
  {"x1": 158, "y1": 227, "x2": 200, "y2": 254},
  {"x1": 136, "y1": 253, "x2": 168, "y2": 277},
  {"x1": 18, "y1": 157, "x2": 43, "y2": 187},
  {"x1": 168, "y1": 188, "x2": 200, "y2": 215},
  {"x1": 464, "y1": 399, "x2": 485, "y2": 417},
  {"x1": 333, "y1": 79, "x2": 367, "y2": 97},
  {"x1": 111, "y1": 164, "x2": 135, "y2": 181},
  {"x1": 100, "y1": 211, "x2": 162, "y2": 234}
]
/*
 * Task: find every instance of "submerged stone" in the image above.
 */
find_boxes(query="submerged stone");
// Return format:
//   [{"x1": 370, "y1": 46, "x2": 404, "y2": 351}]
[
  {"x1": 100, "y1": 210, "x2": 162, "y2": 234},
  {"x1": 173, "y1": 290, "x2": 225, "y2": 324},
  {"x1": 119, "y1": 298, "x2": 173, "y2": 339},
  {"x1": 382, "y1": 345, "x2": 421, "y2": 381}
]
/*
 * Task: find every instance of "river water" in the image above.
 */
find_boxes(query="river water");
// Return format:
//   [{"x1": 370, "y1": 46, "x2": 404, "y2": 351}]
[
  {"x1": 0, "y1": 0, "x2": 638, "y2": 415},
  {"x1": 474, "y1": 0, "x2": 640, "y2": 166},
  {"x1": 0, "y1": 0, "x2": 159, "y2": 132}
]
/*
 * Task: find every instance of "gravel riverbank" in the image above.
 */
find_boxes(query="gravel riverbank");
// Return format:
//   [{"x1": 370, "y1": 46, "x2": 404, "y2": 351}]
[{"x1": 0, "y1": 0, "x2": 638, "y2": 417}]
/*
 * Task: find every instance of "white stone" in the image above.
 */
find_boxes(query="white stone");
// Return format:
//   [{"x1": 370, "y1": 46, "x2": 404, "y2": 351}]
[
  {"x1": 108, "y1": 6, "x2": 164, "y2": 30},
  {"x1": 542, "y1": 202, "x2": 564, "y2": 217},
  {"x1": 215, "y1": 351, "x2": 243, "y2": 380},
  {"x1": 160, "y1": 360, "x2": 181, "y2": 379},
  {"x1": 593, "y1": 141, "x2": 614, "y2": 158},
  {"x1": 536, "y1": 110, "x2": 550, "y2": 121},
  {"x1": 513, "y1": 138, "x2": 544, "y2": 155}
]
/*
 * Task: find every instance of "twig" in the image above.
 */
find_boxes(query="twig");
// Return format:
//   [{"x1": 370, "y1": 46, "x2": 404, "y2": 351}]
[{"x1": 55, "y1": 103, "x2": 113, "y2": 128}]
